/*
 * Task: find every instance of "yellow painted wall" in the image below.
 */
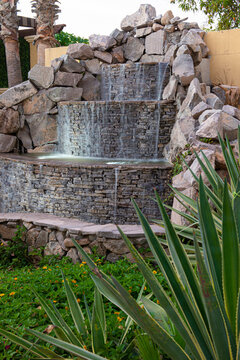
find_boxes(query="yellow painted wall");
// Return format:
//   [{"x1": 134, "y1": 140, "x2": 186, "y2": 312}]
[
  {"x1": 45, "y1": 46, "x2": 68, "y2": 67},
  {"x1": 204, "y1": 29, "x2": 240, "y2": 87}
]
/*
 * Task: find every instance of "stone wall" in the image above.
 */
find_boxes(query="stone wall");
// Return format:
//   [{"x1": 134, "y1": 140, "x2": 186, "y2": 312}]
[
  {"x1": 0, "y1": 154, "x2": 172, "y2": 224},
  {"x1": 58, "y1": 100, "x2": 176, "y2": 159},
  {"x1": 101, "y1": 63, "x2": 170, "y2": 101},
  {"x1": 0, "y1": 213, "x2": 165, "y2": 263}
]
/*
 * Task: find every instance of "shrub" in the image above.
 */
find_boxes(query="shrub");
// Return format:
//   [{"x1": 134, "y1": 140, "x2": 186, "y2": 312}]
[{"x1": 55, "y1": 31, "x2": 89, "y2": 46}]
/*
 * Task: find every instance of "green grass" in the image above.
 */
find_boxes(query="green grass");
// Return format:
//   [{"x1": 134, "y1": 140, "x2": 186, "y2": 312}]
[{"x1": 0, "y1": 256, "x2": 168, "y2": 359}]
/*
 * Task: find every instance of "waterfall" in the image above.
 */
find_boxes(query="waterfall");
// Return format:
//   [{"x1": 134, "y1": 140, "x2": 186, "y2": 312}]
[
  {"x1": 156, "y1": 62, "x2": 169, "y2": 100},
  {"x1": 113, "y1": 167, "x2": 119, "y2": 223},
  {"x1": 154, "y1": 103, "x2": 161, "y2": 159}
]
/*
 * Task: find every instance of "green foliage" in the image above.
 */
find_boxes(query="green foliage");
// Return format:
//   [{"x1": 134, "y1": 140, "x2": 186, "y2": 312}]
[
  {"x1": 55, "y1": 31, "x2": 89, "y2": 46},
  {"x1": 199, "y1": 137, "x2": 214, "y2": 144},
  {"x1": 0, "y1": 226, "x2": 29, "y2": 268},
  {"x1": 171, "y1": 0, "x2": 240, "y2": 30},
  {"x1": 172, "y1": 147, "x2": 192, "y2": 177},
  {"x1": 0, "y1": 37, "x2": 30, "y2": 88}
]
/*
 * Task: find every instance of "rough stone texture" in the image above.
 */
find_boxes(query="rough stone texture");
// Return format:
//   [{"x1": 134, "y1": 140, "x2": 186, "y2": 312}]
[
  {"x1": 83, "y1": 59, "x2": 101, "y2": 74},
  {"x1": 0, "y1": 224, "x2": 16, "y2": 239},
  {"x1": 67, "y1": 43, "x2": 94, "y2": 60},
  {"x1": 196, "y1": 112, "x2": 223, "y2": 139},
  {"x1": 0, "y1": 154, "x2": 172, "y2": 225},
  {"x1": 165, "y1": 24, "x2": 175, "y2": 33},
  {"x1": 161, "y1": 10, "x2": 174, "y2": 25},
  {"x1": 26, "y1": 114, "x2": 57, "y2": 147},
  {"x1": 66, "y1": 248, "x2": 80, "y2": 264},
  {"x1": 164, "y1": 44, "x2": 178, "y2": 64},
  {"x1": 111, "y1": 47, "x2": 125, "y2": 64},
  {"x1": 221, "y1": 112, "x2": 240, "y2": 140},
  {"x1": 78, "y1": 73, "x2": 100, "y2": 101},
  {"x1": 28, "y1": 65, "x2": 54, "y2": 89},
  {"x1": 205, "y1": 93, "x2": 224, "y2": 110},
  {"x1": 136, "y1": 27, "x2": 152, "y2": 37},
  {"x1": 181, "y1": 78, "x2": 205, "y2": 110},
  {"x1": 53, "y1": 72, "x2": 83, "y2": 87},
  {"x1": 23, "y1": 90, "x2": 55, "y2": 115},
  {"x1": 223, "y1": 105, "x2": 240, "y2": 120},
  {"x1": 0, "y1": 134, "x2": 17, "y2": 152},
  {"x1": 47, "y1": 87, "x2": 83, "y2": 102},
  {"x1": 110, "y1": 28, "x2": 125, "y2": 44},
  {"x1": 59, "y1": 55, "x2": 85, "y2": 73},
  {"x1": 121, "y1": 4, "x2": 156, "y2": 31},
  {"x1": 58, "y1": 101, "x2": 176, "y2": 159},
  {"x1": 177, "y1": 44, "x2": 190, "y2": 56},
  {"x1": 145, "y1": 30, "x2": 166, "y2": 55},
  {"x1": 152, "y1": 23, "x2": 164, "y2": 31},
  {"x1": 192, "y1": 101, "x2": 211, "y2": 119},
  {"x1": 89, "y1": 34, "x2": 117, "y2": 51},
  {"x1": 0, "y1": 108, "x2": 20, "y2": 134},
  {"x1": 123, "y1": 37, "x2": 145, "y2": 62},
  {"x1": 44, "y1": 242, "x2": 65, "y2": 257},
  {"x1": 212, "y1": 86, "x2": 226, "y2": 104},
  {"x1": 162, "y1": 75, "x2": 178, "y2": 100},
  {"x1": 0, "y1": 81, "x2": 37, "y2": 108},
  {"x1": 140, "y1": 54, "x2": 164, "y2": 63},
  {"x1": 94, "y1": 50, "x2": 113, "y2": 64},
  {"x1": 172, "y1": 54, "x2": 195, "y2": 86},
  {"x1": 198, "y1": 109, "x2": 221, "y2": 125},
  {"x1": 101, "y1": 63, "x2": 170, "y2": 101},
  {"x1": 35, "y1": 230, "x2": 48, "y2": 248},
  {"x1": 17, "y1": 124, "x2": 33, "y2": 149}
]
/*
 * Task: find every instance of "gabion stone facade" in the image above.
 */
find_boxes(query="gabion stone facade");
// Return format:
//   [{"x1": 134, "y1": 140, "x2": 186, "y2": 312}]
[
  {"x1": 0, "y1": 154, "x2": 172, "y2": 225},
  {"x1": 58, "y1": 100, "x2": 176, "y2": 159}
]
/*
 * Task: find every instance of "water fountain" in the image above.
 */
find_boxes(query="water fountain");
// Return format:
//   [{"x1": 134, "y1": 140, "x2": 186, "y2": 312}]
[{"x1": 0, "y1": 62, "x2": 176, "y2": 224}]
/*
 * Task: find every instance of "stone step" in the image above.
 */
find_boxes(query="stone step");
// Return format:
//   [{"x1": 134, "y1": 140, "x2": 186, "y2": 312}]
[
  {"x1": 101, "y1": 62, "x2": 170, "y2": 101},
  {"x1": 0, "y1": 212, "x2": 165, "y2": 238}
]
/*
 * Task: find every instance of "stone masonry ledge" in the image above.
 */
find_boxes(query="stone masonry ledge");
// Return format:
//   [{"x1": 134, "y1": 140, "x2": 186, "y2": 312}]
[{"x1": 0, "y1": 213, "x2": 165, "y2": 239}]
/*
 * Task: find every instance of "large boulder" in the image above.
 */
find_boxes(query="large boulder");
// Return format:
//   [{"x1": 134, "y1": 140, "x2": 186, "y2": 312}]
[
  {"x1": 198, "y1": 109, "x2": 220, "y2": 124},
  {"x1": 164, "y1": 44, "x2": 178, "y2": 64},
  {"x1": 57, "y1": 54, "x2": 85, "y2": 73},
  {"x1": 172, "y1": 54, "x2": 195, "y2": 86},
  {"x1": 136, "y1": 27, "x2": 152, "y2": 37},
  {"x1": 123, "y1": 37, "x2": 145, "y2": 62},
  {"x1": 0, "y1": 108, "x2": 20, "y2": 134},
  {"x1": 212, "y1": 86, "x2": 226, "y2": 104},
  {"x1": 94, "y1": 50, "x2": 113, "y2": 64},
  {"x1": 0, "y1": 81, "x2": 37, "y2": 108},
  {"x1": 196, "y1": 112, "x2": 223, "y2": 139},
  {"x1": 83, "y1": 59, "x2": 101, "y2": 74},
  {"x1": 110, "y1": 28, "x2": 125, "y2": 44},
  {"x1": 23, "y1": 90, "x2": 55, "y2": 115},
  {"x1": 53, "y1": 72, "x2": 83, "y2": 87},
  {"x1": 161, "y1": 10, "x2": 174, "y2": 25},
  {"x1": 17, "y1": 123, "x2": 33, "y2": 149},
  {"x1": 67, "y1": 43, "x2": 94, "y2": 60},
  {"x1": 145, "y1": 30, "x2": 166, "y2": 55},
  {"x1": 89, "y1": 34, "x2": 116, "y2": 51},
  {"x1": 221, "y1": 112, "x2": 240, "y2": 140},
  {"x1": 181, "y1": 78, "x2": 205, "y2": 110},
  {"x1": 28, "y1": 65, "x2": 54, "y2": 89},
  {"x1": 222, "y1": 105, "x2": 240, "y2": 120},
  {"x1": 205, "y1": 93, "x2": 224, "y2": 110},
  {"x1": 192, "y1": 101, "x2": 212, "y2": 119},
  {"x1": 111, "y1": 47, "x2": 125, "y2": 63},
  {"x1": 162, "y1": 75, "x2": 178, "y2": 100},
  {"x1": 140, "y1": 54, "x2": 164, "y2": 63},
  {"x1": 120, "y1": 4, "x2": 156, "y2": 31},
  {"x1": 0, "y1": 134, "x2": 17, "y2": 152},
  {"x1": 181, "y1": 29, "x2": 209, "y2": 58},
  {"x1": 47, "y1": 87, "x2": 83, "y2": 102},
  {"x1": 78, "y1": 73, "x2": 101, "y2": 101},
  {"x1": 26, "y1": 113, "x2": 57, "y2": 147}
]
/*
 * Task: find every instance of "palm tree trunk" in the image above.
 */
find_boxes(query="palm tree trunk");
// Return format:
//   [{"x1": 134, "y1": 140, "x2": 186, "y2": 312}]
[{"x1": 3, "y1": 32, "x2": 22, "y2": 87}]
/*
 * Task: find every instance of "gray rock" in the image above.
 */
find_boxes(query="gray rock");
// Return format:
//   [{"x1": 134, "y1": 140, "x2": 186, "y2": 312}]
[
  {"x1": 23, "y1": 90, "x2": 55, "y2": 115},
  {"x1": 164, "y1": 44, "x2": 178, "y2": 64},
  {"x1": 0, "y1": 81, "x2": 37, "y2": 108},
  {"x1": 152, "y1": 23, "x2": 164, "y2": 32},
  {"x1": 0, "y1": 134, "x2": 17, "y2": 152},
  {"x1": 28, "y1": 143, "x2": 57, "y2": 153},
  {"x1": 136, "y1": 27, "x2": 152, "y2": 37},
  {"x1": 35, "y1": 230, "x2": 48, "y2": 248},
  {"x1": 83, "y1": 59, "x2": 101, "y2": 75},
  {"x1": 221, "y1": 112, "x2": 240, "y2": 140},
  {"x1": 176, "y1": 44, "x2": 190, "y2": 56},
  {"x1": 26, "y1": 228, "x2": 39, "y2": 246},
  {"x1": 110, "y1": 28, "x2": 125, "y2": 44},
  {"x1": 124, "y1": 37, "x2": 145, "y2": 62},
  {"x1": 181, "y1": 29, "x2": 209, "y2": 58},
  {"x1": 121, "y1": 4, "x2": 156, "y2": 31},
  {"x1": 181, "y1": 78, "x2": 205, "y2": 110},
  {"x1": 17, "y1": 123, "x2": 33, "y2": 149},
  {"x1": 0, "y1": 108, "x2": 19, "y2": 134},
  {"x1": 172, "y1": 54, "x2": 195, "y2": 86},
  {"x1": 94, "y1": 50, "x2": 113, "y2": 64},
  {"x1": 212, "y1": 86, "x2": 226, "y2": 104},
  {"x1": 192, "y1": 101, "x2": 211, "y2": 119},
  {"x1": 153, "y1": 14, "x2": 162, "y2": 24},
  {"x1": 222, "y1": 105, "x2": 240, "y2": 120},
  {"x1": 195, "y1": 59, "x2": 211, "y2": 86},
  {"x1": 198, "y1": 109, "x2": 221, "y2": 124},
  {"x1": 51, "y1": 57, "x2": 64, "y2": 72},
  {"x1": 111, "y1": 46, "x2": 125, "y2": 63},
  {"x1": 162, "y1": 75, "x2": 178, "y2": 100},
  {"x1": 26, "y1": 113, "x2": 57, "y2": 147},
  {"x1": 44, "y1": 241, "x2": 65, "y2": 257},
  {"x1": 205, "y1": 93, "x2": 224, "y2": 110},
  {"x1": 67, "y1": 43, "x2": 94, "y2": 60},
  {"x1": 178, "y1": 22, "x2": 199, "y2": 31},
  {"x1": 196, "y1": 112, "x2": 223, "y2": 139},
  {"x1": 103, "y1": 239, "x2": 129, "y2": 255},
  {"x1": 140, "y1": 54, "x2": 164, "y2": 63},
  {"x1": 161, "y1": 10, "x2": 174, "y2": 25},
  {"x1": 28, "y1": 65, "x2": 54, "y2": 89},
  {"x1": 165, "y1": 24, "x2": 175, "y2": 33},
  {"x1": 59, "y1": 54, "x2": 85, "y2": 73},
  {"x1": 145, "y1": 30, "x2": 166, "y2": 55},
  {"x1": 47, "y1": 87, "x2": 83, "y2": 102},
  {"x1": 66, "y1": 248, "x2": 80, "y2": 264},
  {"x1": 53, "y1": 72, "x2": 83, "y2": 87},
  {"x1": 78, "y1": 73, "x2": 100, "y2": 101},
  {"x1": 89, "y1": 34, "x2": 117, "y2": 51}
]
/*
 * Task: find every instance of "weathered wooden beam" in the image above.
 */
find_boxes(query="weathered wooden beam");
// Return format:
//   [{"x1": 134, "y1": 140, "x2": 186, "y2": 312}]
[{"x1": 18, "y1": 16, "x2": 36, "y2": 28}]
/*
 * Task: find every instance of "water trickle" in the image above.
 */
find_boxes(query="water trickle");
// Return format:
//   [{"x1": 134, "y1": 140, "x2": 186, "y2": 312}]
[
  {"x1": 156, "y1": 62, "x2": 169, "y2": 100},
  {"x1": 154, "y1": 103, "x2": 161, "y2": 159},
  {"x1": 114, "y1": 167, "x2": 120, "y2": 223},
  {"x1": 115, "y1": 64, "x2": 125, "y2": 101}
]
